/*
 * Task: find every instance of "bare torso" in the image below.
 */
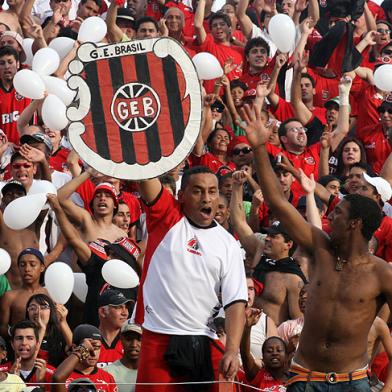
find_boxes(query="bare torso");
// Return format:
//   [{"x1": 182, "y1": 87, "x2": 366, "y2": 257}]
[
  {"x1": 295, "y1": 232, "x2": 388, "y2": 372},
  {"x1": 82, "y1": 220, "x2": 127, "y2": 243},
  {"x1": 0, "y1": 11, "x2": 22, "y2": 34},
  {"x1": 260, "y1": 271, "x2": 303, "y2": 326}
]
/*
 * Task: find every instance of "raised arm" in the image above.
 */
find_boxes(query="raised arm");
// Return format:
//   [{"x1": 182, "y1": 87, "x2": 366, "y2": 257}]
[
  {"x1": 267, "y1": 53, "x2": 287, "y2": 109},
  {"x1": 106, "y1": 0, "x2": 125, "y2": 43},
  {"x1": 230, "y1": 171, "x2": 264, "y2": 257},
  {"x1": 138, "y1": 179, "x2": 162, "y2": 205},
  {"x1": 236, "y1": 0, "x2": 253, "y2": 39},
  {"x1": 241, "y1": 104, "x2": 314, "y2": 251},
  {"x1": 318, "y1": 129, "x2": 331, "y2": 178},
  {"x1": 300, "y1": 170, "x2": 322, "y2": 229},
  {"x1": 46, "y1": 194, "x2": 91, "y2": 265},
  {"x1": 19, "y1": 144, "x2": 51, "y2": 182},
  {"x1": 194, "y1": 0, "x2": 207, "y2": 44},
  {"x1": 329, "y1": 76, "x2": 352, "y2": 152},
  {"x1": 17, "y1": 99, "x2": 43, "y2": 136}
]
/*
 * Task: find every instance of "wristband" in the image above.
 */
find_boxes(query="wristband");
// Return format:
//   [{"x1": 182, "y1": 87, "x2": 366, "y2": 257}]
[{"x1": 339, "y1": 94, "x2": 349, "y2": 106}]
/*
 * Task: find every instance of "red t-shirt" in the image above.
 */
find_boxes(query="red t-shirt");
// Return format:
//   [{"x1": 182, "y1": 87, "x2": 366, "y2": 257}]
[
  {"x1": 0, "y1": 362, "x2": 55, "y2": 392},
  {"x1": 189, "y1": 152, "x2": 236, "y2": 173},
  {"x1": 374, "y1": 215, "x2": 392, "y2": 262},
  {"x1": 266, "y1": 142, "x2": 321, "y2": 195},
  {"x1": 97, "y1": 333, "x2": 123, "y2": 368},
  {"x1": 76, "y1": 179, "x2": 141, "y2": 225},
  {"x1": 49, "y1": 147, "x2": 71, "y2": 172},
  {"x1": 272, "y1": 97, "x2": 327, "y2": 125},
  {"x1": 307, "y1": 68, "x2": 339, "y2": 108},
  {"x1": 240, "y1": 61, "x2": 275, "y2": 91},
  {"x1": 357, "y1": 123, "x2": 391, "y2": 175},
  {"x1": 0, "y1": 83, "x2": 31, "y2": 145},
  {"x1": 238, "y1": 368, "x2": 286, "y2": 392},
  {"x1": 66, "y1": 368, "x2": 117, "y2": 392}
]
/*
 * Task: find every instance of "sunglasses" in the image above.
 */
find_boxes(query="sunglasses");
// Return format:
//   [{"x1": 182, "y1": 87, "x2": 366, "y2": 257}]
[
  {"x1": 382, "y1": 50, "x2": 392, "y2": 56},
  {"x1": 12, "y1": 162, "x2": 33, "y2": 169},
  {"x1": 232, "y1": 147, "x2": 252, "y2": 155},
  {"x1": 378, "y1": 107, "x2": 392, "y2": 114},
  {"x1": 377, "y1": 28, "x2": 391, "y2": 34}
]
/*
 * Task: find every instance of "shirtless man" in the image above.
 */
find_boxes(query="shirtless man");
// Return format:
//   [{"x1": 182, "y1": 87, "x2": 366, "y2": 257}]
[
  {"x1": 0, "y1": 0, "x2": 23, "y2": 34},
  {"x1": 241, "y1": 103, "x2": 392, "y2": 389},
  {"x1": 0, "y1": 248, "x2": 48, "y2": 337},
  {"x1": 230, "y1": 170, "x2": 305, "y2": 325},
  {"x1": 57, "y1": 169, "x2": 126, "y2": 243}
]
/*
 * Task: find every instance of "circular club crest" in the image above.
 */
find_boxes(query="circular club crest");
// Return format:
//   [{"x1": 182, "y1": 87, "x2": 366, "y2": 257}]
[{"x1": 111, "y1": 82, "x2": 161, "y2": 132}]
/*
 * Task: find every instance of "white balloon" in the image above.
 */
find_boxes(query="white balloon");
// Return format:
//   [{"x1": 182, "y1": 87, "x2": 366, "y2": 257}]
[
  {"x1": 42, "y1": 94, "x2": 69, "y2": 130},
  {"x1": 29, "y1": 180, "x2": 57, "y2": 196},
  {"x1": 374, "y1": 64, "x2": 392, "y2": 92},
  {"x1": 13, "y1": 70, "x2": 46, "y2": 100},
  {"x1": 192, "y1": 52, "x2": 223, "y2": 80},
  {"x1": 78, "y1": 17, "x2": 107, "y2": 43},
  {"x1": 268, "y1": 14, "x2": 296, "y2": 53},
  {"x1": 0, "y1": 249, "x2": 11, "y2": 275},
  {"x1": 41, "y1": 76, "x2": 75, "y2": 106},
  {"x1": 32, "y1": 47, "x2": 60, "y2": 76},
  {"x1": 45, "y1": 262, "x2": 74, "y2": 304},
  {"x1": 73, "y1": 273, "x2": 88, "y2": 303},
  {"x1": 3, "y1": 193, "x2": 47, "y2": 230},
  {"x1": 22, "y1": 38, "x2": 34, "y2": 66},
  {"x1": 102, "y1": 259, "x2": 139, "y2": 289},
  {"x1": 49, "y1": 37, "x2": 75, "y2": 60}
]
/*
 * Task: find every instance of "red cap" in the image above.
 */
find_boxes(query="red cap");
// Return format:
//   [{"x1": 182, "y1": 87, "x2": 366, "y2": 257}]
[
  {"x1": 93, "y1": 182, "x2": 119, "y2": 206},
  {"x1": 228, "y1": 136, "x2": 250, "y2": 155},
  {"x1": 252, "y1": 278, "x2": 264, "y2": 296}
]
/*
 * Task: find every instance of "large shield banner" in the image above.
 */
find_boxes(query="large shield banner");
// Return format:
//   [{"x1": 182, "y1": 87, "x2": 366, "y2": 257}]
[{"x1": 67, "y1": 38, "x2": 202, "y2": 180}]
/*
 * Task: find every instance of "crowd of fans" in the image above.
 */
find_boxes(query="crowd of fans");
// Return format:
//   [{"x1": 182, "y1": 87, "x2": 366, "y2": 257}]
[{"x1": 0, "y1": 0, "x2": 390, "y2": 389}]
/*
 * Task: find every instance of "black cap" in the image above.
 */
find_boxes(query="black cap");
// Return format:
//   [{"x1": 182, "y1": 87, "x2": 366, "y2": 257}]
[
  {"x1": 17, "y1": 248, "x2": 45, "y2": 265},
  {"x1": 210, "y1": 100, "x2": 225, "y2": 113},
  {"x1": 98, "y1": 289, "x2": 130, "y2": 307},
  {"x1": 68, "y1": 379, "x2": 97, "y2": 392},
  {"x1": 116, "y1": 8, "x2": 136, "y2": 28},
  {"x1": 72, "y1": 324, "x2": 102, "y2": 345},
  {"x1": 20, "y1": 133, "x2": 53, "y2": 153},
  {"x1": 297, "y1": 195, "x2": 324, "y2": 210},
  {"x1": 1, "y1": 180, "x2": 26, "y2": 196},
  {"x1": 265, "y1": 221, "x2": 290, "y2": 237}
]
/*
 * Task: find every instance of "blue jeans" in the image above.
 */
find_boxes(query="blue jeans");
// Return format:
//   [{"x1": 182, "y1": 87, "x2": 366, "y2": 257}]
[{"x1": 287, "y1": 376, "x2": 371, "y2": 392}]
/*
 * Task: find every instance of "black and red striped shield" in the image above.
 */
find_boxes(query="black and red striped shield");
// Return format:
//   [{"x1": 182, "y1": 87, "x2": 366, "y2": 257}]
[{"x1": 66, "y1": 38, "x2": 202, "y2": 180}]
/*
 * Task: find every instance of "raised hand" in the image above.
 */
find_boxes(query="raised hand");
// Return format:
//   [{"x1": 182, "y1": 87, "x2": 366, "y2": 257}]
[
  {"x1": 298, "y1": 169, "x2": 316, "y2": 195},
  {"x1": 251, "y1": 189, "x2": 264, "y2": 207},
  {"x1": 232, "y1": 170, "x2": 247, "y2": 186},
  {"x1": 19, "y1": 144, "x2": 46, "y2": 163},
  {"x1": 338, "y1": 74, "x2": 353, "y2": 96},
  {"x1": 9, "y1": 357, "x2": 21, "y2": 375},
  {"x1": 300, "y1": 16, "x2": 314, "y2": 35},
  {"x1": 34, "y1": 358, "x2": 47, "y2": 383},
  {"x1": 245, "y1": 307, "x2": 262, "y2": 327},
  {"x1": 55, "y1": 303, "x2": 68, "y2": 323}
]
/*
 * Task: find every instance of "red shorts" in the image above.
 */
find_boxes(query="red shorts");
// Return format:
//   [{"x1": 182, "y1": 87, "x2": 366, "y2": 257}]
[{"x1": 136, "y1": 329, "x2": 238, "y2": 392}]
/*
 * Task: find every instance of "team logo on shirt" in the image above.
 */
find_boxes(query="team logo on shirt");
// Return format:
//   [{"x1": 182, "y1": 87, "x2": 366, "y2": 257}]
[
  {"x1": 322, "y1": 90, "x2": 329, "y2": 100},
  {"x1": 66, "y1": 38, "x2": 201, "y2": 180},
  {"x1": 187, "y1": 237, "x2": 202, "y2": 256},
  {"x1": 304, "y1": 157, "x2": 315, "y2": 165},
  {"x1": 14, "y1": 92, "x2": 24, "y2": 101}
]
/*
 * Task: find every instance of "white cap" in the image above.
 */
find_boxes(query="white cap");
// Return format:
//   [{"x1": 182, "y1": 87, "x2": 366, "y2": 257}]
[{"x1": 363, "y1": 173, "x2": 392, "y2": 203}]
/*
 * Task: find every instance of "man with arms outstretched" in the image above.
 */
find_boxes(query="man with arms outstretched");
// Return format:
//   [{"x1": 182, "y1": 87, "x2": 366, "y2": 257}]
[
  {"x1": 240, "y1": 104, "x2": 392, "y2": 391},
  {"x1": 135, "y1": 166, "x2": 247, "y2": 391}
]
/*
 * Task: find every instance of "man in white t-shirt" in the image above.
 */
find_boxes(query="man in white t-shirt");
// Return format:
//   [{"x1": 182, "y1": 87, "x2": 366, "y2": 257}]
[{"x1": 135, "y1": 166, "x2": 247, "y2": 391}]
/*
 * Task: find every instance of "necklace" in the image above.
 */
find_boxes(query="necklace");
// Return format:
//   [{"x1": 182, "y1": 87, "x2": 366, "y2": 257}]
[{"x1": 335, "y1": 255, "x2": 348, "y2": 271}]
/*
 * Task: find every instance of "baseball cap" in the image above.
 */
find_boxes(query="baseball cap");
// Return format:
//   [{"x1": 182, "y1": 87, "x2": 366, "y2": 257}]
[
  {"x1": 324, "y1": 96, "x2": 351, "y2": 112},
  {"x1": 265, "y1": 221, "x2": 290, "y2": 239},
  {"x1": 1, "y1": 32, "x2": 26, "y2": 63},
  {"x1": 72, "y1": 324, "x2": 102, "y2": 345},
  {"x1": 363, "y1": 173, "x2": 392, "y2": 203},
  {"x1": 104, "y1": 237, "x2": 140, "y2": 268},
  {"x1": 92, "y1": 182, "x2": 119, "y2": 206},
  {"x1": 210, "y1": 100, "x2": 225, "y2": 113},
  {"x1": 227, "y1": 136, "x2": 250, "y2": 156},
  {"x1": 68, "y1": 379, "x2": 97, "y2": 392},
  {"x1": 98, "y1": 289, "x2": 131, "y2": 307},
  {"x1": 17, "y1": 248, "x2": 45, "y2": 265},
  {"x1": 121, "y1": 319, "x2": 142, "y2": 335},
  {"x1": 20, "y1": 133, "x2": 54, "y2": 154},
  {"x1": 116, "y1": 8, "x2": 136, "y2": 28},
  {"x1": 1, "y1": 180, "x2": 26, "y2": 196}
]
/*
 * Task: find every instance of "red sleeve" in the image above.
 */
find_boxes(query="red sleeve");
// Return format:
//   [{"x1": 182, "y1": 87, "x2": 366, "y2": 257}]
[{"x1": 271, "y1": 97, "x2": 295, "y2": 121}]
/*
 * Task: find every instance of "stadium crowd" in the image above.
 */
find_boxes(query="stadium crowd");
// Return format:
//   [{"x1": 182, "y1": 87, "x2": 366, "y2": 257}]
[{"x1": 0, "y1": 0, "x2": 390, "y2": 389}]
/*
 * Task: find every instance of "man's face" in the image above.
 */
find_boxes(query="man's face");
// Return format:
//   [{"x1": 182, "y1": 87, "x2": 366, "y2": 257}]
[
  {"x1": 165, "y1": 9, "x2": 184, "y2": 33},
  {"x1": 346, "y1": 167, "x2": 366, "y2": 194},
  {"x1": 376, "y1": 23, "x2": 391, "y2": 46},
  {"x1": 326, "y1": 180, "x2": 340, "y2": 196},
  {"x1": 136, "y1": 22, "x2": 159, "y2": 39},
  {"x1": 11, "y1": 158, "x2": 36, "y2": 188},
  {"x1": 127, "y1": 0, "x2": 146, "y2": 19},
  {"x1": 221, "y1": 4, "x2": 235, "y2": 25},
  {"x1": 50, "y1": 0, "x2": 72, "y2": 16},
  {"x1": 328, "y1": 199, "x2": 351, "y2": 245},
  {"x1": 231, "y1": 143, "x2": 253, "y2": 167},
  {"x1": 264, "y1": 233, "x2": 291, "y2": 259},
  {"x1": 121, "y1": 331, "x2": 141, "y2": 361},
  {"x1": 276, "y1": 170, "x2": 294, "y2": 193},
  {"x1": 77, "y1": 0, "x2": 100, "y2": 19},
  {"x1": 179, "y1": 173, "x2": 219, "y2": 227},
  {"x1": 246, "y1": 278, "x2": 255, "y2": 306},
  {"x1": 300, "y1": 77, "x2": 315, "y2": 103},
  {"x1": 113, "y1": 203, "x2": 131, "y2": 231},
  {"x1": 0, "y1": 37, "x2": 20, "y2": 54},
  {"x1": 219, "y1": 177, "x2": 233, "y2": 202},
  {"x1": 380, "y1": 106, "x2": 392, "y2": 130},
  {"x1": 326, "y1": 105, "x2": 339, "y2": 126},
  {"x1": 263, "y1": 338, "x2": 286, "y2": 368},
  {"x1": 281, "y1": 0, "x2": 295, "y2": 17},
  {"x1": 247, "y1": 46, "x2": 268, "y2": 71},
  {"x1": 18, "y1": 254, "x2": 44, "y2": 285},
  {"x1": 92, "y1": 191, "x2": 115, "y2": 216},
  {"x1": 101, "y1": 304, "x2": 129, "y2": 329},
  {"x1": 2, "y1": 186, "x2": 25, "y2": 207},
  {"x1": 281, "y1": 121, "x2": 307, "y2": 149},
  {"x1": 117, "y1": 20, "x2": 135, "y2": 39},
  {"x1": 357, "y1": 180, "x2": 379, "y2": 204},
  {"x1": 82, "y1": 339, "x2": 101, "y2": 367},
  {"x1": 44, "y1": 128, "x2": 61, "y2": 149},
  {"x1": 214, "y1": 195, "x2": 230, "y2": 226},
  {"x1": 0, "y1": 54, "x2": 18, "y2": 82},
  {"x1": 210, "y1": 18, "x2": 230, "y2": 43},
  {"x1": 12, "y1": 328, "x2": 38, "y2": 360}
]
